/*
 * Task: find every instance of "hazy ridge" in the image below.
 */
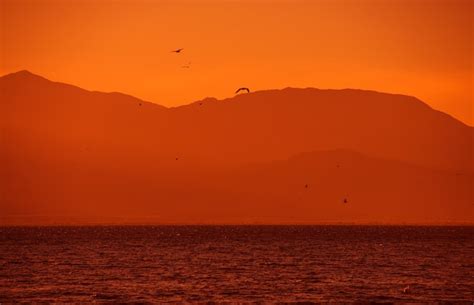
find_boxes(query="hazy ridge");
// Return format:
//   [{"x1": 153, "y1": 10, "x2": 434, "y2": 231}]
[{"x1": 1, "y1": 71, "x2": 472, "y2": 224}]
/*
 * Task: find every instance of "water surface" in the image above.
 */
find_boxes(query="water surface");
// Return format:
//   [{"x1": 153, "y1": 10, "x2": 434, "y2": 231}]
[{"x1": 0, "y1": 226, "x2": 472, "y2": 303}]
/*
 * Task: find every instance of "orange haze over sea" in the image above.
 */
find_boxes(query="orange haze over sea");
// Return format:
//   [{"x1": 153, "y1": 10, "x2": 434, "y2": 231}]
[{"x1": 1, "y1": 0, "x2": 472, "y2": 125}]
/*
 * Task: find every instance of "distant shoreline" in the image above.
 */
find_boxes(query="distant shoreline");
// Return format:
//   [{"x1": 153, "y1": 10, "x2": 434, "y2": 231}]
[{"x1": 2, "y1": 222, "x2": 473, "y2": 227}]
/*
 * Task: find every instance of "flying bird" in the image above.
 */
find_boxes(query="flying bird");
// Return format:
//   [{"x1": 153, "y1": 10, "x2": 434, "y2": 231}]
[
  {"x1": 172, "y1": 48, "x2": 183, "y2": 53},
  {"x1": 343, "y1": 198, "x2": 348, "y2": 204},
  {"x1": 181, "y1": 62, "x2": 191, "y2": 68},
  {"x1": 235, "y1": 87, "x2": 250, "y2": 94}
]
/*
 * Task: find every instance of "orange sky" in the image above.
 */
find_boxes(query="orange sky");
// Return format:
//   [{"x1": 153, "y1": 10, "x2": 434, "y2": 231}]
[{"x1": 1, "y1": 0, "x2": 472, "y2": 125}]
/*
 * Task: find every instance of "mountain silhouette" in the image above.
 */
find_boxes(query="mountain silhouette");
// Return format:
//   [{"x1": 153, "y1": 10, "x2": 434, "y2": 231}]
[{"x1": 1, "y1": 71, "x2": 472, "y2": 224}]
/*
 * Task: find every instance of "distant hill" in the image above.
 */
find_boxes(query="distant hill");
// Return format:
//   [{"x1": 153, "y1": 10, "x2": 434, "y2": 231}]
[{"x1": 1, "y1": 71, "x2": 472, "y2": 224}]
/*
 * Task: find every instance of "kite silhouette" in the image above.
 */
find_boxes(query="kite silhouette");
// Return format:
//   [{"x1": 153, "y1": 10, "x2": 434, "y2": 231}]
[{"x1": 235, "y1": 87, "x2": 250, "y2": 94}]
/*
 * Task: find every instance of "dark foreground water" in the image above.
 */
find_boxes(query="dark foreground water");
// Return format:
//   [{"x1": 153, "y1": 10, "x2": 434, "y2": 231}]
[{"x1": 0, "y1": 226, "x2": 472, "y2": 303}]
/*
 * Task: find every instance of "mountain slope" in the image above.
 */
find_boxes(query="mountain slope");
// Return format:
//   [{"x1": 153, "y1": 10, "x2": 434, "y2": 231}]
[
  {"x1": 1, "y1": 71, "x2": 472, "y2": 224},
  {"x1": 1, "y1": 70, "x2": 472, "y2": 172},
  {"x1": 1, "y1": 149, "x2": 472, "y2": 224}
]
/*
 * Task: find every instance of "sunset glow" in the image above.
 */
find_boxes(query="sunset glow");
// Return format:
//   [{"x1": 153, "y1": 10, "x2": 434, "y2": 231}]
[
  {"x1": 1, "y1": 0, "x2": 472, "y2": 124},
  {"x1": 1, "y1": 1, "x2": 473, "y2": 302}
]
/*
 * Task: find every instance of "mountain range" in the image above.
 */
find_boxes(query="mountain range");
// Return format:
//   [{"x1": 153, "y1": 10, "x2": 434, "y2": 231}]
[{"x1": 1, "y1": 70, "x2": 472, "y2": 224}]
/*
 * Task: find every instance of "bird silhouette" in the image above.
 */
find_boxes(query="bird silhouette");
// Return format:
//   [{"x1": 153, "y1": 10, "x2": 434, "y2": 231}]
[
  {"x1": 235, "y1": 87, "x2": 250, "y2": 94},
  {"x1": 171, "y1": 48, "x2": 183, "y2": 53},
  {"x1": 343, "y1": 198, "x2": 348, "y2": 204},
  {"x1": 181, "y1": 62, "x2": 191, "y2": 68}
]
